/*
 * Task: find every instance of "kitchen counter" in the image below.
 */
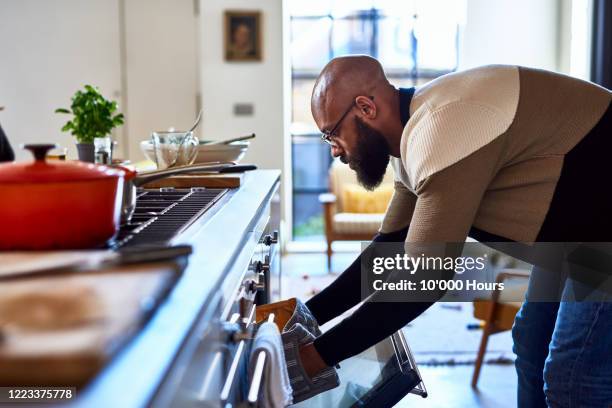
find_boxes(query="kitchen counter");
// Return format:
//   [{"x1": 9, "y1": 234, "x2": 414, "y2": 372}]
[{"x1": 75, "y1": 170, "x2": 281, "y2": 407}]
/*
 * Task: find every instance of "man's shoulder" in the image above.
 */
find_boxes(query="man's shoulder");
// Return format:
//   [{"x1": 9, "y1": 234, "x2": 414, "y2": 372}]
[
  {"x1": 411, "y1": 65, "x2": 520, "y2": 114},
  {"x1": 399, "y1": 65, "x2": 520, "y2": 190}
]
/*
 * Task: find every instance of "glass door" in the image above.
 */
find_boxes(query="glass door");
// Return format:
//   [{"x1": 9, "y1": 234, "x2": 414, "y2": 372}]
[{"x1": 287, "y1": 0, "x2": 465, "y2": 243}]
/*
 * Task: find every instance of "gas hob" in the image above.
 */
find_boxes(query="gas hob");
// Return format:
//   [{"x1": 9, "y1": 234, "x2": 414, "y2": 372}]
[{"x1": 111, "y1": 187, "x2": 227, "y2": 249}]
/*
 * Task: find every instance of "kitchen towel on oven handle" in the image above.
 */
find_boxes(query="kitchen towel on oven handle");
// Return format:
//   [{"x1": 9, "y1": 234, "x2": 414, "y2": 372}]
[
  {"x1": 248, "y1": 318, "x2": 293, "y2": 408},
  {"x1": 255, "y1": 297, "x2": 321, "y2": 337},
  {"x1": 255, "y1": 299, "x2": 342, "y2": 404}
]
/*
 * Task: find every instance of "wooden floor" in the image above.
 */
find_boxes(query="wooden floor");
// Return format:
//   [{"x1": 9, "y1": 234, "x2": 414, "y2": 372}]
[{"x1": 282, "y1": 252, "x2": 518, "y2": 408}]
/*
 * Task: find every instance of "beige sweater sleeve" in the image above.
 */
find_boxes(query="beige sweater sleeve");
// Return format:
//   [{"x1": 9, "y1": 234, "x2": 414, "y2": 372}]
[
  {"x1": 380, "y1": 132, "x2": 506, "y2": 242},
  {"x1": 406, "y1": 134, "x2": 506, "y2": 248},
  {"x1": 379, "y1": 181, "x2": 417, "y2": 233}
]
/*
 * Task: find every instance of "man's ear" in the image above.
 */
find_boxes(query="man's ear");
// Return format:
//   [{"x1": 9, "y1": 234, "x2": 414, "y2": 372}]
[{"x1": 355, "y1": 95, "x2": 377, "y2": 119}]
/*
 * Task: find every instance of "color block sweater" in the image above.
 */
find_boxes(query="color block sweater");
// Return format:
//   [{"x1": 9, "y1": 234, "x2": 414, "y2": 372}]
[
  {"x1": 382, "y1": 65, "x2": 612, "y2": 245},
  {"x1": 307, "y1": 65, "x2": 612, "y2": 367}
]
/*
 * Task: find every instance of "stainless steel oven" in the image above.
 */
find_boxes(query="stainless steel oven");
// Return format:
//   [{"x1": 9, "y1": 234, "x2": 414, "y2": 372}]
[
  {"x1": 207, "y1": 306, "x2": 427, "y2": 407},
  {"x1": 149, "y1": 182, "x2": 426, "y2": 407},
  {"x1": 158, "y1": 249, "x2": 426, "y2": 407},
  {"x1": 150, "y1": 184, "x2": 282, "y2": 408}
]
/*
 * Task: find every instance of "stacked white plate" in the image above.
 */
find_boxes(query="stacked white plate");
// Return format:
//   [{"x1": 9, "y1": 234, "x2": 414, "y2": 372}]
[{"x1": 140, "y1": 140, "x2": 249, "y2": 165}]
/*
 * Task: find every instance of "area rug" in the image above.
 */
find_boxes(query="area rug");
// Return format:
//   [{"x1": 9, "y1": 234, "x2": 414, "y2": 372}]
[{"x1": 402, "y1": 302, "x2": 515, "y2": 366}]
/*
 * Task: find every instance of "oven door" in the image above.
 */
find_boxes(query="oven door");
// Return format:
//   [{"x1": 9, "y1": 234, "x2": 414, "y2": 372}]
[{"x1": 292, "y1": 330, "x2": 426, "y2": 408}]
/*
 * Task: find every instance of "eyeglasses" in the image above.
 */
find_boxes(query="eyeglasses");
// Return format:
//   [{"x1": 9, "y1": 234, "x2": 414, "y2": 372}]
[{"x1": 320, "y1": 96, "x2": 374, "y2": 146}]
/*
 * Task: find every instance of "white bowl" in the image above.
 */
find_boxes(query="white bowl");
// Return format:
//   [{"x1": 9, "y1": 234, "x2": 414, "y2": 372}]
[
  {"x1": 194, "y1": 141, "x2": 249, "y2": 164},
  {"x1": 140, "y1": 140, "x2": 248, "y2": 165}
]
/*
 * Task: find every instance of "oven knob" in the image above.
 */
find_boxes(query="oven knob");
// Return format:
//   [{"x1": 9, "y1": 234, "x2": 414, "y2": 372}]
[
  {"x1": 222, "y1": 321, "x2": 241, "y2": 343},
  {"x1": 263, "y1": 230, "x2": 279, "y2": 246},
  {"x1": 253, "y1": 260, "x2": 270, "y2": 273},
  {"x1": 245, "y1": 273, "x2": 265, "y2": 293}
]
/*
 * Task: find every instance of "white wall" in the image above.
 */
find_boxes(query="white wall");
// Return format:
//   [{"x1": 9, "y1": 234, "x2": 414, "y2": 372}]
[
  {"x1": 569, "y1": 0, "x2": 593, "y2": 79},
  {"x1": 460, "y1": 0, "x2": 561, "y2": 71},
  {"x1": 0, "y1": 0, "x2": 122, "y2": 161},
  {"x1": 460, "y1": 1, "x2": 594, "y2": 78},
  {"x1": 123, "y1": 0, "x2": 199, "y2": 161},
  {"x1": 0, "y1": 0, "x2": 199, "y2": 162},
  {"x1": 197, "y1": 0, "x2": 285, "y2": 171}
]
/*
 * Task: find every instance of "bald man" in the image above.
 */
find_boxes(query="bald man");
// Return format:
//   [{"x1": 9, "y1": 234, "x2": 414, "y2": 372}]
[{"x1": 292, "y1": 56, "x2": 612, "y2": 406}]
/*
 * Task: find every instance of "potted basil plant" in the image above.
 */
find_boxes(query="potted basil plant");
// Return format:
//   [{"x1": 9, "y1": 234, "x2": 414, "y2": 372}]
[{"x1": 55, "y1": 85, "x2": 124, "y2": 162}]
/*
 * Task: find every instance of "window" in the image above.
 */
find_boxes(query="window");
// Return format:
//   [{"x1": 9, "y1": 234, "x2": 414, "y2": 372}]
[{"x1": 289, "y1": 0, "x2": 466, "y2": 241}]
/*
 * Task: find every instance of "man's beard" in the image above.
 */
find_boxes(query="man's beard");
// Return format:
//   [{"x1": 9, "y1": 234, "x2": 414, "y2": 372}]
[{"x1": 344, "y1": 117, "x2": 391, "y2": 190}]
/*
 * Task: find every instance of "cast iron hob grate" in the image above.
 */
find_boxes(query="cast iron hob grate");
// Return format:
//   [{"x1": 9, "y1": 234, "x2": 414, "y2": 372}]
[{"x1": 110, "y1": 188, "x2": 227, "y2": 249}]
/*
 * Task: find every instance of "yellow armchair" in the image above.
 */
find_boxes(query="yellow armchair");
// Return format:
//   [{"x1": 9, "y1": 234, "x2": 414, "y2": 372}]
[{"x1": 319, "y1": 159, "x2": 394, "y2": 272}]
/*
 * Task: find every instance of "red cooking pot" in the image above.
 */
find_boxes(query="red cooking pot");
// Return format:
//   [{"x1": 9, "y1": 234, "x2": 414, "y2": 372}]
[{"x1": 0, "y1": 144, "x2": 125, "y2": 250}]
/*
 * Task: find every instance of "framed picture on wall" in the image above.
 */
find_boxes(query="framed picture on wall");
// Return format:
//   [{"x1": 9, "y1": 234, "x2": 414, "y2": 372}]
[{"x1": 224, "y1": 10, "x2": 262, "y2": 62}]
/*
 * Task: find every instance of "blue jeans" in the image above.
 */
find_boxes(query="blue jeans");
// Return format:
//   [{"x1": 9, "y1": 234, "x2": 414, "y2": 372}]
[{"x1": 512, "y1": 269, "x2": 612, "y2": 407}]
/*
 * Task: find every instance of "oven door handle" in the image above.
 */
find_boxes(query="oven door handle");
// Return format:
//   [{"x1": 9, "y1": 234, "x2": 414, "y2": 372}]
[
  {"x1": 247, "y1": 352, "x2": 267, "y2": 404},
  {"x1": 247, "y1": 313, "x2": 275, "y2": 404},
  {"x1": 196, "y1": 350, "x2": 224, "y2": 401},
  {"x1": 220, "y1": 340, "x2": 246, "y2": 404},
  {"x1": 219, "y1": 304, "x2": 256, "y2": 404}
]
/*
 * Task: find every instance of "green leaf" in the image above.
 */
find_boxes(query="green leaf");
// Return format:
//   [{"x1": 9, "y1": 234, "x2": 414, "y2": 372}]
[{"x1": 56, "y1": 84, "x2": 124, "y2": 140}]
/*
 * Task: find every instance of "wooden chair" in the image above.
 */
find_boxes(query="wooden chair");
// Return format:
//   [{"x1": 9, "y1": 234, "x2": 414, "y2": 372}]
[
  {"x1": 319, "y1": 159, "x2": 394, "y2": 272},
  {"x1": 471, "y1": 269, "x2": 530, "y2": 388}
]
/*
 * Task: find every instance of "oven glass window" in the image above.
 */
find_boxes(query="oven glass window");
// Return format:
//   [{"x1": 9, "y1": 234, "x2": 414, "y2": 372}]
[{"x1": 292, "y1": 332, "x2": 424, "y2": 407}]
